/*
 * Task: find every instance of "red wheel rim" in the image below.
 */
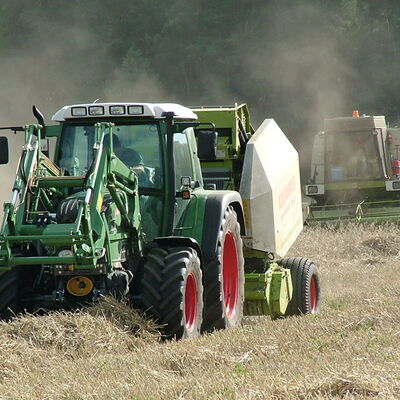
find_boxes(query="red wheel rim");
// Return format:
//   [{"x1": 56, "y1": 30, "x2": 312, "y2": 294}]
[
  {"x1": 222, "y1": 232, "x2": 239, "y2": 318},
  {"x1": 184, "y1": 273, "x2": 198, "y2": 332},
  {"x1": 310, "y1": 275, "x2": 318, "y2": 312}
]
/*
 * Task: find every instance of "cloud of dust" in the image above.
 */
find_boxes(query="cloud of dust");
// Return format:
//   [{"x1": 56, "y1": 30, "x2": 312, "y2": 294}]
[
  {"x1": 0, "y1": 13, "x2": 171, "y2": 216},
  {"x1": 0, "y1": 20, "x2": 112, "y2": 212},
  {"x1": 176, "y1": 2, "x2": 362, "y2": 178},
  {"x1": 0, "y1": 1, "x2": 393, "y2": 208},
  {"x1": 102, "y1": 48, "x2": 169, "y2": 102}
]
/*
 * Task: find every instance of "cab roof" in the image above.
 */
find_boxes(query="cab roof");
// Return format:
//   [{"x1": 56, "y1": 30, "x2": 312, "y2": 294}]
[
  {"x1": 52, "y1": 102, "x2": 198, "y2": 122},
  {"x1": 324, "y1": 115, "x2": 386, "y2": 132}
]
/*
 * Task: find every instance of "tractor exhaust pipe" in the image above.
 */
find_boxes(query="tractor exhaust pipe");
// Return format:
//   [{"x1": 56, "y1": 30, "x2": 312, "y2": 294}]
[{"x1": 32, "y1": 105, "x2": 45, "y2": 126}]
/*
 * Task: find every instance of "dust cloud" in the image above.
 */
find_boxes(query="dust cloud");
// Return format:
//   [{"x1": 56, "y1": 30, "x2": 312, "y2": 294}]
[
  {"x1": 0, "y1": 21, "x2": 169, "y2": 216},
  {"x1": 0, "y1": 12, "x2": 171, "y2": 214},
  {"x1": 0, "y1": 22, "x2": 107, "y2": 211},
  {"x1": 0, "y1": 1, "x2": 394, "y2": 212},
  {"x1": 184, "y1": 2, "x2": 359, "y2": 176}
]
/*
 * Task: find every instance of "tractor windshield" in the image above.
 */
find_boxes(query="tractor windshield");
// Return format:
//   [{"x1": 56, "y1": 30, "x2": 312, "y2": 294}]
[
  {"x1": 57, "y1": 122, "x2": 163, "y2": 189},
  {"x1": 325, "y1": 131, "x2": 383, "y2": 182},
  {"x1": 57, "y1": 122, "x2": 164, "y2": 241}
]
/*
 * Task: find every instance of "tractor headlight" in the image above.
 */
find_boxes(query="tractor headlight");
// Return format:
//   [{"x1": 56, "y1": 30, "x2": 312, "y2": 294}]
[
  {"x1": 110, "y1": 105, "x2": 125, "y2": 115},
  {"x1": 181, "y1": 176, "x2": 191, "y2": 187},
  {"x1": 307, "y1": 185, "x2": 319, "y2": 194},
  {"x1": 128, "y1": 105, "x2": 144, "y2": 115},
  {"x1": 392, "y1": 181, "x2": 400, "y2": 190},
  {"x1": 71, "y1": 107, "x2": 87, "y2": 117},
  {"x1": 89, "y1": 106, "x2": 104, "y2": 116}
]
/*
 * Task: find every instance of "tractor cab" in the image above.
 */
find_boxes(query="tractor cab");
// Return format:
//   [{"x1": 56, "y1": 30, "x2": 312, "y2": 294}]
[
  {"x1": 51, "y1": 103, "x2": 204, "y2": 241},
  {"x1": 324, "y1": 115, "x2": 387, "y2": 184},
  {"x1": 52, "y1": 102, "x2": 198, "y2": 183}
]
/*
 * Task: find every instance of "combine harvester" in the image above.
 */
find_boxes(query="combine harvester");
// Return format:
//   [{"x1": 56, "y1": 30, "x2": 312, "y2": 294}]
[
  {"x1": 304, "y1": 111, "x2": 400, "y2": 224},
  {"x1": 0, "y1": 102, "x2": 320, "y2": 338}
]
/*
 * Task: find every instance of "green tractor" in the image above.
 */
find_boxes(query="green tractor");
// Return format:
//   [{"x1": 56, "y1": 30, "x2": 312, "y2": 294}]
[
  {"x1": 0, "y1": 102, "x2": 320, "y2": 339},
  {"x1": 304, "y1": 112, "x2": 400, "y2": 223}
]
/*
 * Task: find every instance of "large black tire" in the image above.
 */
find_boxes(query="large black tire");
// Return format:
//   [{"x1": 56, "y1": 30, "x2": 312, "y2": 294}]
[
  {"x1": 0, "y1": 268, "x2": 21, "y2": 320},
  {"x1": 202, "y1": 206, "x2": 245, "y2": 331},
  {"x1": 140, "y1": 246, "x2": 203, "y2": 339},
  {"x1": 278, "y1": 257, "x2": 321, "y2": 315}
]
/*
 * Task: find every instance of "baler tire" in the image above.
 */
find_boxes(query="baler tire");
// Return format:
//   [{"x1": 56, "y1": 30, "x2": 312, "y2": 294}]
[
  {"x1": 140, "y1": 246, "x2": 203, "y2": 339},
  {"x1": 0, "y1": 268, "x2": 21, "y2": 320},
  {"x1": 278, "y1": 257, "x2": 321, "y2": 316},
  {"x1": 202, "y1": 206, "x2": 244, "y2": 332}
]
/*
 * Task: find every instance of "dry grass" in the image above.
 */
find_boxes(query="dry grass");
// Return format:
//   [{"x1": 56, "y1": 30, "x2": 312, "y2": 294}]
[{"x1": 1, "y1": 224, "x2": 400, "y2": 399}]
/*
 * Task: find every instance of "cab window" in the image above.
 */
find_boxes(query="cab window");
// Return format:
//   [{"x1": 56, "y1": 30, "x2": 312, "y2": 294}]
[{"x1": 173, "y1": 130, "x2": 193, "y2": 190}]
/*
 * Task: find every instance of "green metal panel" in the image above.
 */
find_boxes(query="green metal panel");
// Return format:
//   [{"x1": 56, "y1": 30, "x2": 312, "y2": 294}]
[
  {"x1": 244, "y1": 263, "x2": 293, "y2": 317},
  {"x1": 173, "y1": 189, "x2": 208, "y2": 246},
  {"x1": 325, "y1": 180, "x2": 386, "y2": 190},
  {"x1": 308, "y1": 199, "x2": 400, "y2": 224},
  {"x1": 192, "y1": 105, "x2": 253, "y2": 194},
  {"x1": 44, "y1": 125, "x2": 62, "y2": 138},
  {"x1": 193, "y1": 104, "x2": 252, "y2": 160}
]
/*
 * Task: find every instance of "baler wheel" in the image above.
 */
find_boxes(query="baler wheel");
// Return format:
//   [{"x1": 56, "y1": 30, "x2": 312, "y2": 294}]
[
  {"x1": 278, "y1": 257, "x2": 321, "y2": 315},
  {"x1": 140, "y1": 246, "x2": 203, "y2": 339},
  {"x1": 0, "y1": 268, "x2": 21, "y2": 320},
  {"x1": 202, "y1": 206, "x2": 244, "y2": 332}
]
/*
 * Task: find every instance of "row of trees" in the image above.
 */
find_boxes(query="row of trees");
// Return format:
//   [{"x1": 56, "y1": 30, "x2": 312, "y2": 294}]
[{"x1": 0, "y1": 0, "x2": 400, "y2": 166}]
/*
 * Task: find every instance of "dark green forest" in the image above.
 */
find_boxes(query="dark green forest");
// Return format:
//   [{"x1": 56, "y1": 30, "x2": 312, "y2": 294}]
[{"x1": 0, "y1": 0, "x2": 400, "y2": 166}]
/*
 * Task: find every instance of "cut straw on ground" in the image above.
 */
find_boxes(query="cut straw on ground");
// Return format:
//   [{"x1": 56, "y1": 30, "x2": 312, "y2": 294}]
[{"x1": 0, "y1": 223, "x2": 400, "y2": 399}]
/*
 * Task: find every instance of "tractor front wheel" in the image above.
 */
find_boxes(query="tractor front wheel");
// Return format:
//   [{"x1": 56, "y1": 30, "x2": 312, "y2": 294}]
[
  {"x1": 140, "y1": 246, "x2": 203, "y2": 339},
  {"x1": 278, "y1": 257, "x2": 321, "y2": 315},
  {"x1": 0, "y1": 268, "x2": 21, "y2": 320},
  {"x1": 202, "y1": 206, "x2": 245, "y2": 331}
]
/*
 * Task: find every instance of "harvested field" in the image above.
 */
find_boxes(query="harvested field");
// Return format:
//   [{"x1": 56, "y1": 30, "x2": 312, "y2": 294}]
[{"x1": 1, "y1": 224, "x2": 400, "y2": 399}]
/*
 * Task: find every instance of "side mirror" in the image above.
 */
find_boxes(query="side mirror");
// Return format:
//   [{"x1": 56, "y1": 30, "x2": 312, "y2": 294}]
[
  {"x1": 197, "y1": 130, "x2": 217, "y2": 160},
  {"x1": 0, "y1": 136, "x2": 9, "y2": 164}
]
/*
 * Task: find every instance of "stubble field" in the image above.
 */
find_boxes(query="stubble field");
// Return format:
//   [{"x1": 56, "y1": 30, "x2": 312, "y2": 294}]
[{"x1": 0, "y1": 224, "x2": 400, "y2": 399}]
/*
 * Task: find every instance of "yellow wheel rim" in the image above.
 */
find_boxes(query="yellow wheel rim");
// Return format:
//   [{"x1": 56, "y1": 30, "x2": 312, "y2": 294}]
[{"x1": 66, "y1": 276, "x2": 93, "y2": 297}]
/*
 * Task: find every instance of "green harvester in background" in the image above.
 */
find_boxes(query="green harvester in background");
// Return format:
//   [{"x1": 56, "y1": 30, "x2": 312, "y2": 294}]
[{"x1": 304, "y1": 111, "x2": 400, "y2": 224}]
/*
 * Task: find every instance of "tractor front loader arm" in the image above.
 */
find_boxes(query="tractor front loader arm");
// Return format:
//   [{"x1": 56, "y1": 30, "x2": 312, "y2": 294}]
[{"x1": 0, "y1": 122, "x2": 141, "y2": 274}]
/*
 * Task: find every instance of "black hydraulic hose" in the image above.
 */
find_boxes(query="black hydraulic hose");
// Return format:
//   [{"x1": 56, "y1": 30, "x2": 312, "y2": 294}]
[
  {"x1": 164, "y1": 112, "x2": 175, "y2": 236},
  {"x1": 19, "y1": 150, "x2": 28, "y2": 186},
  {"x1": 82, "y1": 155, "x2": 95, "y2": 189}
]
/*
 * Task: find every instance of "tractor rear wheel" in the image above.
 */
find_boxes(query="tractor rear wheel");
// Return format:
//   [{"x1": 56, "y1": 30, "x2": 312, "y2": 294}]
[
  {"x1": 278, "y1": 257, "x2": 321, "y2": 315},
  {"x1": 202, "y1": 206, "x2": 244, "y2": 331},
  {"x1": 140, "y1": 246, "x2": 203, "y2": 339},
  {"x1": 0, "y1": 268, "x2": 21, "y2": 320}
]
